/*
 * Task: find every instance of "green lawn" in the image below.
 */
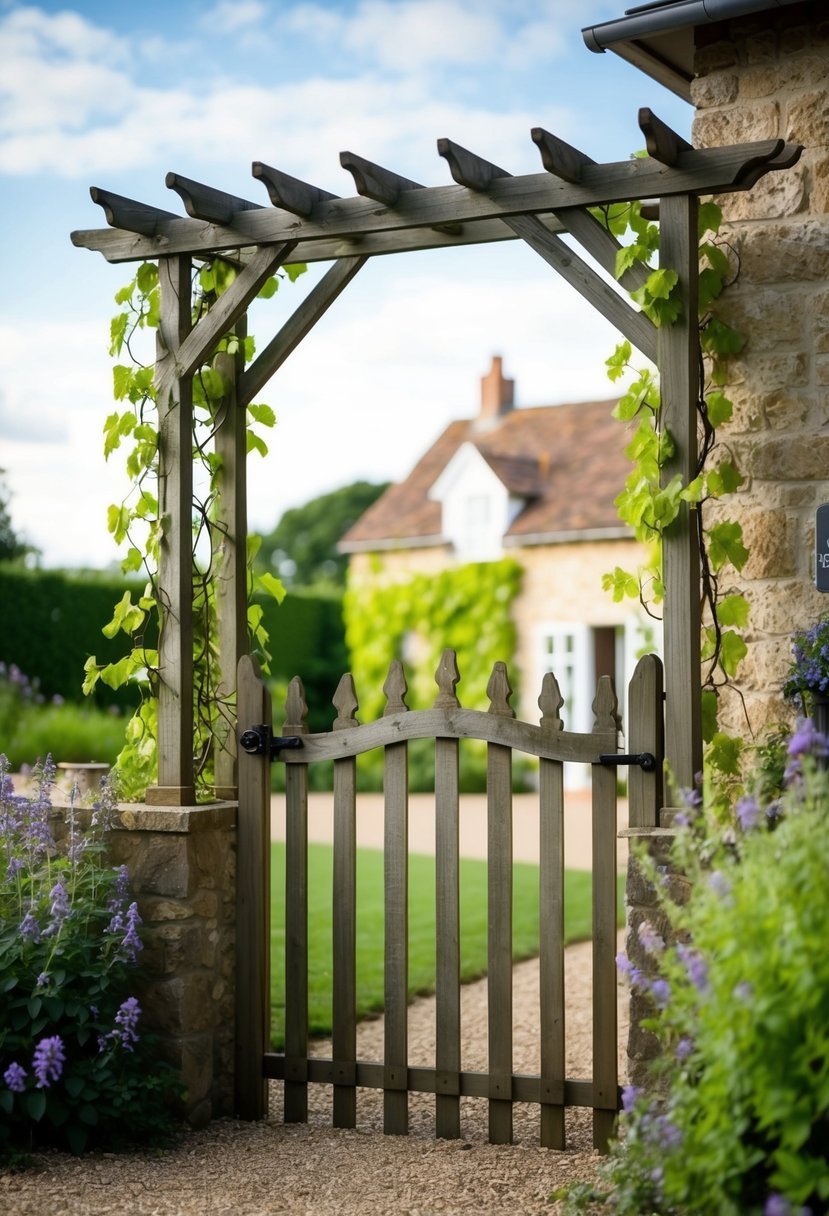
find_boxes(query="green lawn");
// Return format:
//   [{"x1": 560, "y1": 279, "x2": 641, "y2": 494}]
[{"x1": 270, "y1": 843, "x2": 623, "y2": 1049}]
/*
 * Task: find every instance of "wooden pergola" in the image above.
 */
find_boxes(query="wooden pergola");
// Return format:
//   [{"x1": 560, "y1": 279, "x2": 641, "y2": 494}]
[{"x1": 72, "y1": 108, "x2": 800, "y2": 809}]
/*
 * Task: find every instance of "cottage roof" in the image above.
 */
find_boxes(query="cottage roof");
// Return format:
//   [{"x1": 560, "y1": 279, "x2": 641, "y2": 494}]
[{"x1": 340, "y1": 395, "x2": 632, "y2": 552}]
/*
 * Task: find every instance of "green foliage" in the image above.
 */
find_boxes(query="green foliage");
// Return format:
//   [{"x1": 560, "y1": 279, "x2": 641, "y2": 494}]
[
  {"x1": 0, "y1": 472, "x2": 30, "y2": 564},
  {"x1": 602, "y1": 199, "x2": 751, "y2": 758},
  {"x1": 270, "y1": 842, "x2": 623, "y2": 1048},
  {"x1": 95, "y1": 257, "x2": 305, "y2": 798},
  {"x1": 0, "y1": 568, "x2": 148, "y2": 711},
  {"x1": 560, "y1": 728, "x2": 829, "y2": 1216},
  {"x1": 255, "y1": 480, "x2": 390, "y2": 589},
  {"x1": 342, "y1": 559, "x2": 523, "y2": 791},
  {"x1": 0, "y1": 759, "x2": 181, "y2": 1160},
  {"x1": 2, "y1": 702, "x2": 127, "y2": 772}
]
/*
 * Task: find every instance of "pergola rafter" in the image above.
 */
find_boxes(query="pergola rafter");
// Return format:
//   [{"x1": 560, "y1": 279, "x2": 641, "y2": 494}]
[{"x1": 72, "y1": 107, "x2": 801, "y2": 808}]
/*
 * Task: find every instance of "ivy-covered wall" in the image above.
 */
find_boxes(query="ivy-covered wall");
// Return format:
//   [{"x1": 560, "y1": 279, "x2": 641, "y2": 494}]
[{"x1": 343, "y1": 557, "x2": 523, "y2": 718}]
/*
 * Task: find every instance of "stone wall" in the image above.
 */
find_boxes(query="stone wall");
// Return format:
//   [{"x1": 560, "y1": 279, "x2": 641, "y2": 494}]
[
  {"x1": 692, "y1": 4, "x2": 829, "y2": 736},
  {"x1": 107, "y1": 802, "x2": 237, "y2": 1128}
]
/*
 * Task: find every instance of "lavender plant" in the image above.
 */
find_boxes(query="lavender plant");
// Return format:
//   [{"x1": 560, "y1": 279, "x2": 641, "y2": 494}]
[
  {"x1": 558, "y1": 723, "x2": 829, "y2": 1216},
  {"x1": 0, "y1": 755, "x2": 179, "y2": 1159},
  {"x1": 783, "y1": 614, "x2": 829, "y2": 711}
]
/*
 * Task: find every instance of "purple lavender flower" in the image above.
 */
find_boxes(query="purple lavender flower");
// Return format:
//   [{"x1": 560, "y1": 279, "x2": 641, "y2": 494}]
[
  {"x1": 32, "y1": 1036, "x2": 65, "y2": 1088},
  {"x1": 3, "y1": 1062, "x2": 27, "y2": 1093},
  {"x1": 36, "y1": 972, "x2": 49, "y2": 988},
  {"x1": 44, "y1": 880, "x2": 70, "y2": 935},
  {"x1": 120, "y1": 901, "x2": 143, "y2": 962},
  {"x1": 113, "y1": 996, "x2": 141, "y2": 1050},
  {"x1": 708, "y1": 870, "x2": 732, "y2": 901},
  {"x1": 677, "y1": 943, "x2": 709, "y2": 992},
  {"x1": 652, "y1": 1114, "x2": 682, "y2": 1150},
  {"x1": 621, "y1": 1085, "x2": 642, "y2": 1113},
  {"x1": 765, "y1": 1197, "x2": 792, "y2": 1216},
  {"x1": 736, "y1": 795, "x2": 762, "y2": 831},
  {"x1": 650, "y1": 978, "x2": 671, "y2": 1009},
  {"x1": 675, "y1": 1036, "x2": 693, "y2": 1061},
  {"x1": 637, "y1": 920, "x2": 665, "y2": 956},
  {"x1": 107, "y1": 864, "x2": 130, "y2": 912},
  {"x1": 19, "y1": 908, "x2": 41, "y2": 942},
  {"x1": 788, "y1": 717, "x2": 829, "y2": 759}
]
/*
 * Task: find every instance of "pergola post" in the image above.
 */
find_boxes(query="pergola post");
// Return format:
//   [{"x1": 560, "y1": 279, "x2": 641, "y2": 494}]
[
  {"x1": 658, "y1": 193, "x2": 702, "y2": 804},
  {"x1": 213, "y1": 320, "x2": 249, "y2": 800},
  {"x1": 148, "y1": 255, "x2": 196, "y2": 807}
]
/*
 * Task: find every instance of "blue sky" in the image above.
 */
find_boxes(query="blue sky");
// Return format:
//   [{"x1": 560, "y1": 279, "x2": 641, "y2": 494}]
[{"x1": 0, "y1": 0, "x2": 692, "y2": 567}]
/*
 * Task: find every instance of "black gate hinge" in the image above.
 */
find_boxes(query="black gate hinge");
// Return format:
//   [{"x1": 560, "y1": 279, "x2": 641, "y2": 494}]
[
  {"x1": 598, "y1": 752, "x2": 657, "y2": 773},
  {"x1": 239, "y1": 724, "x2": 304, "y2": 761}
]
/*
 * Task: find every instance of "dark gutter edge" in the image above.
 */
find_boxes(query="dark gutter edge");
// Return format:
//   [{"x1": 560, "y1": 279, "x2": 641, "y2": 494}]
[{"x1": 583, "y1": 0, "x2": 804, "y2": 54}]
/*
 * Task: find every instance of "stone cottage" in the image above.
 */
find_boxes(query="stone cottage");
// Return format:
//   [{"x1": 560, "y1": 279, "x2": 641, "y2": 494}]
[
  {"x1": 341, "y1": 356, "x2": 655, "y2": 774},
  {"x1": 584, "y1": 0, "x2": 829, "y2": 736}
]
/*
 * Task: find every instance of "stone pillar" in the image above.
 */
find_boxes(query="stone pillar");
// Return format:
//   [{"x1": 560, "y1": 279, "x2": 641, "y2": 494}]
[
  {"x1": 691, "y1": 7, "x2": 829, "y2": 736},
  {"x1": 621, "y1": 825, "x2": 689, "y2": 1090},
  {"x1": 108, "y1": 802, "x2": 237, "y2": 1127}
]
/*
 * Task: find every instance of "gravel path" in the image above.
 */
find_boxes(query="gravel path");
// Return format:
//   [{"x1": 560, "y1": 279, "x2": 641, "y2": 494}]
[{"x1": 2, "y1": 936, "x2": 626, "y2": 1216}]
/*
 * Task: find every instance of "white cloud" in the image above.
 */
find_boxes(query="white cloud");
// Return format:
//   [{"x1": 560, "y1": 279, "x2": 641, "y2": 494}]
[{"x1": 201, "y1": 0, "x2": 268, "y2": 35}]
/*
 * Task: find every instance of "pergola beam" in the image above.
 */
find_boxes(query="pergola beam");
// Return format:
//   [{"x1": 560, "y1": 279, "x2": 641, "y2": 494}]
[{"x1": 72, "y1": 136, "x2": 800, "y2": 265}]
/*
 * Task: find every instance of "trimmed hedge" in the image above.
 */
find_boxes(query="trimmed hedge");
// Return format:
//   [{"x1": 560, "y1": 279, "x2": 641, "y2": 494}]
[{"x1": 0, "y1": 568, "x2": 347, "y2": 726}]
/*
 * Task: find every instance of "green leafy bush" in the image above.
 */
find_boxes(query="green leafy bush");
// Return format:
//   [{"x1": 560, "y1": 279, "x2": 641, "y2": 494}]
[
  {"x1": 0, "y1": 757, "x2": 180, "y2": 1161},
  {"x1": 561, "y1": 721, "x2": 829, "y2": 1216}
]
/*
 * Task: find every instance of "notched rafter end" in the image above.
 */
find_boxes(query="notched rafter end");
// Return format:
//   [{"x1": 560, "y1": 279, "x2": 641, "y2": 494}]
[
  {"x1": 340, "y1": 150, "x2": 423, "y2": 206},
  {"x1": 531, "y1": 128, "x2": 594, "y2": 184},
  {"x1": 437, "y1": 137, "x2": 509, "y2": 192},
  {"x1": 166, "y1": 171, "x2": 261, "y2": 224},
  {"x1": 638, "y1": 107, "x2": 693, "y2": 167},
  {"x1": 252, "y1": 161, "x2": 339, "y2": 217},
  {"x1": 89, "y1": 186, "x2": 177, "y2": 236}
]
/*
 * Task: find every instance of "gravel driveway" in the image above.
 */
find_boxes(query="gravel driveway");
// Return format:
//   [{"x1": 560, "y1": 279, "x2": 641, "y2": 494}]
[{"x1": 3, "y1": 936, "x2": 626, "y2": 1216}]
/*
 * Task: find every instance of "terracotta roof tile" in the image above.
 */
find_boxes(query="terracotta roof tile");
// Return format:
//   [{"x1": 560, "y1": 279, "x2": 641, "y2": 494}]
[{"x1": 341, "y1": 399, "x2": 630, "y2": 549}]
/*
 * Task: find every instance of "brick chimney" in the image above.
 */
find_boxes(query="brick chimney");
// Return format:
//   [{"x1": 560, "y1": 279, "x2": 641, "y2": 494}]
[{"x1": 478, "y1": 355, "x2": 514, "y2": 426}]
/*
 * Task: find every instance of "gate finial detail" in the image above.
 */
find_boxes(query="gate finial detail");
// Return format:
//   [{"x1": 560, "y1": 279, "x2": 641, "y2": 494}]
[
  {"x1": 538, "y1": 671, "x2": 564, "y2": 730},
  {"x1": 383, "y1": 660, "x2": 409, "y2": 716},
  {"x1": 333, "y1": 673, "x2": 359, "y2": 730},
  {"x1": 284, "y1": 675, "x2": 309, "y2": 734},
  {"x1": 487, "y1": 661, "x2": 514, "y2": 718},
  {"x1": 592, "y1": 676, "x2": 621, "y2": 733},
  {"x1": 434, "y1": 648, "x2": 461, "y2": 709}
]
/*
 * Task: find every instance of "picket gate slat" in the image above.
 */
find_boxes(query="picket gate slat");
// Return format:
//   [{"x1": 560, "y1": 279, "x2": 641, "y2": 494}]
[
  {"x1": 332, "y1": 675, "x2": 359, "y2": 1128},
  {"x1": 284, "y1": 678, "x2": 310, "y2": 1123}
]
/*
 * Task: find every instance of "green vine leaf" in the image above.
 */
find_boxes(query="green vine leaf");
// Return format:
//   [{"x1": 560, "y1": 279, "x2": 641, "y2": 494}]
[
  {"x1": 246, "y1": 431, "x2": 268, "y2": 458},
  {"x1": 248, "y1": 403, "x2": 276, "y2": 428},
  {"x1": 602, "y1": 567, "x2": 640, "y2": 603},
  {"x1": 101, "y1": 592, "x2": 145, "y2": 640},
  {"x1": 256, "y1": 572, "x2": 286, "y2": 605},
  {"x1": 698, "y1": 200, "x2": 722, "y2": 237},
  {"x1": 606, "y1": 341, "x2": 632, "y2": 383},
  {"x1": 708, "y1": 521, "x2": 749, "y2": 573},
  {"x1": 718, "y1": 594, "x2": 750, "y2": 629}
]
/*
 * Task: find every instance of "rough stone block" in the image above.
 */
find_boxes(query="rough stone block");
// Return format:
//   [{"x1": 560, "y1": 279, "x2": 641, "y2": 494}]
[
  {"x1": 723, "y1": 163, "x2": 807, "y2": 220},
  {"x1": 738, "y1": 221, "x2": 829, "y2": 284},
  {"x1": 811, "y1": 154, "x2": 829, "y2": 216},
  {"x1": 750, "y1": 434, "x2": 829, "y2": 481},
  {"x1": 694, "y1": 39, "x2": 738, "y2": 74},
  {"x1": 691, "y1": 71, "x2": 738, "y2": 107},
  {"x1": 745, "y1": 30, "x2": 778, "y2": 64},
  {"x1": 786, "y1": 90, "x2": 829, "y2": 147},
  {"x1": 131, "y1": 834, "x2": 194, "y2": 899},
  {"x1": 740, "y1": 508, "x2": 797, "y2": 579},
  {"x1": 693, "y1": 102, "x2": 780, "y2": 148},
  {"x1": 735, "y1": 637, "x2": 790, "y2": 693}
]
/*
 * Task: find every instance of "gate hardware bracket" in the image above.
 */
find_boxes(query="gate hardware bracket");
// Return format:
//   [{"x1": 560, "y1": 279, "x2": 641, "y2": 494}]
[
  {"x1": 598, "y1": 752, "x2": 657, "y2": 773},
  {"x1": 239, "y1": 724, "x2": 304, "y2": 761}
]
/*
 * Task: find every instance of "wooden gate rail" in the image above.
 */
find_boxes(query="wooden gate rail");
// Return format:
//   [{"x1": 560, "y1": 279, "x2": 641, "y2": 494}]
[{"x1": 236, "y1": 650, "x2": 664, "y2": 1151}]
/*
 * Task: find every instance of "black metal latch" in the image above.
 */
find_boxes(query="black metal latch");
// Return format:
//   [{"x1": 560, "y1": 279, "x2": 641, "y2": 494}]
[
  {"x1": 598, "y1": 752, "x2": 657, "y2": 773},
  {"x1": 239, "y1": 724, "x2": 304, "y2": 761}
]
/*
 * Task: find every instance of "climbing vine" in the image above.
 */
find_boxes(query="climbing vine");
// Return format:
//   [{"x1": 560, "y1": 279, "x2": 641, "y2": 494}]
[
  {"x1": 83, "y1": 257, "x2": 305, "y2": 799},
  {"x1": 597, "y1": 198, "x2": 750, "y2": 771}
]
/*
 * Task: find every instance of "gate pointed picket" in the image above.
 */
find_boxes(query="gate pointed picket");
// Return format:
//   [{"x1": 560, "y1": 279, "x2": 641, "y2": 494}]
[
  {"x1": 486, "y1": 661, "x2": 514, "y2": 1144},
  {"x1": 538, "y1": 671, "x2": 566, "y2": 1147},
  {"x1": 591, "y1": 675, "x2": 620, "y2": 1150},
  {"x1": 434, "y1": 649, "x2": 461, "y2": 1138},
  {"x1": 383, "y1": 660, "x2": 410, "y2": 1134},
  {"x1": 331, "y1": 674, "x2": 359, "y2": 1128},
  {"x1": 283, "y1": 676, "x2": 310, "y2": 1124}
]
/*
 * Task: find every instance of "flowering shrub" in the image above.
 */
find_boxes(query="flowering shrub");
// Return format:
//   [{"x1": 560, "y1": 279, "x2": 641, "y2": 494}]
[
  {"x1": 783, "y1": 614, "x2": 829, "y2": 710},
  {"x1": 0, "y1": 755, "x2": 179, "y2": 1159},
  {"x1": 558, "y1": 724, "x2": 829, "y2": 1216}
]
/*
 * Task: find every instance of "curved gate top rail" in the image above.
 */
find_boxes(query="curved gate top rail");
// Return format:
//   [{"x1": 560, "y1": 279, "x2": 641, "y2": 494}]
[{"x1": 235, "y1": 649, "x2": 664, "y2": 1152}]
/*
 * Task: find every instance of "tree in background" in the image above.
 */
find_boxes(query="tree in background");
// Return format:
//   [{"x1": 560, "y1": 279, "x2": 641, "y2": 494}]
[
  {"x1": 0, "y1": 472, "x2": 30, "y2": 564},
  {"x1": 256, "y1": 480, "x2": 388, "y2": 588}
]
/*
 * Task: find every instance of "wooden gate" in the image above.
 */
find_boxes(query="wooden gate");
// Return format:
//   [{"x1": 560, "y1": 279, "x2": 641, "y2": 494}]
[{"x1": 235, "y1": 650, "x2": 663, "y2": 1151}]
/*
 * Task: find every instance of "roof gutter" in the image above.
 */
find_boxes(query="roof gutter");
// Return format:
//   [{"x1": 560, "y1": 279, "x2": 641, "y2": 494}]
[{"x1": 582, "y1": 0, "x2": 804, "y2": 100}]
